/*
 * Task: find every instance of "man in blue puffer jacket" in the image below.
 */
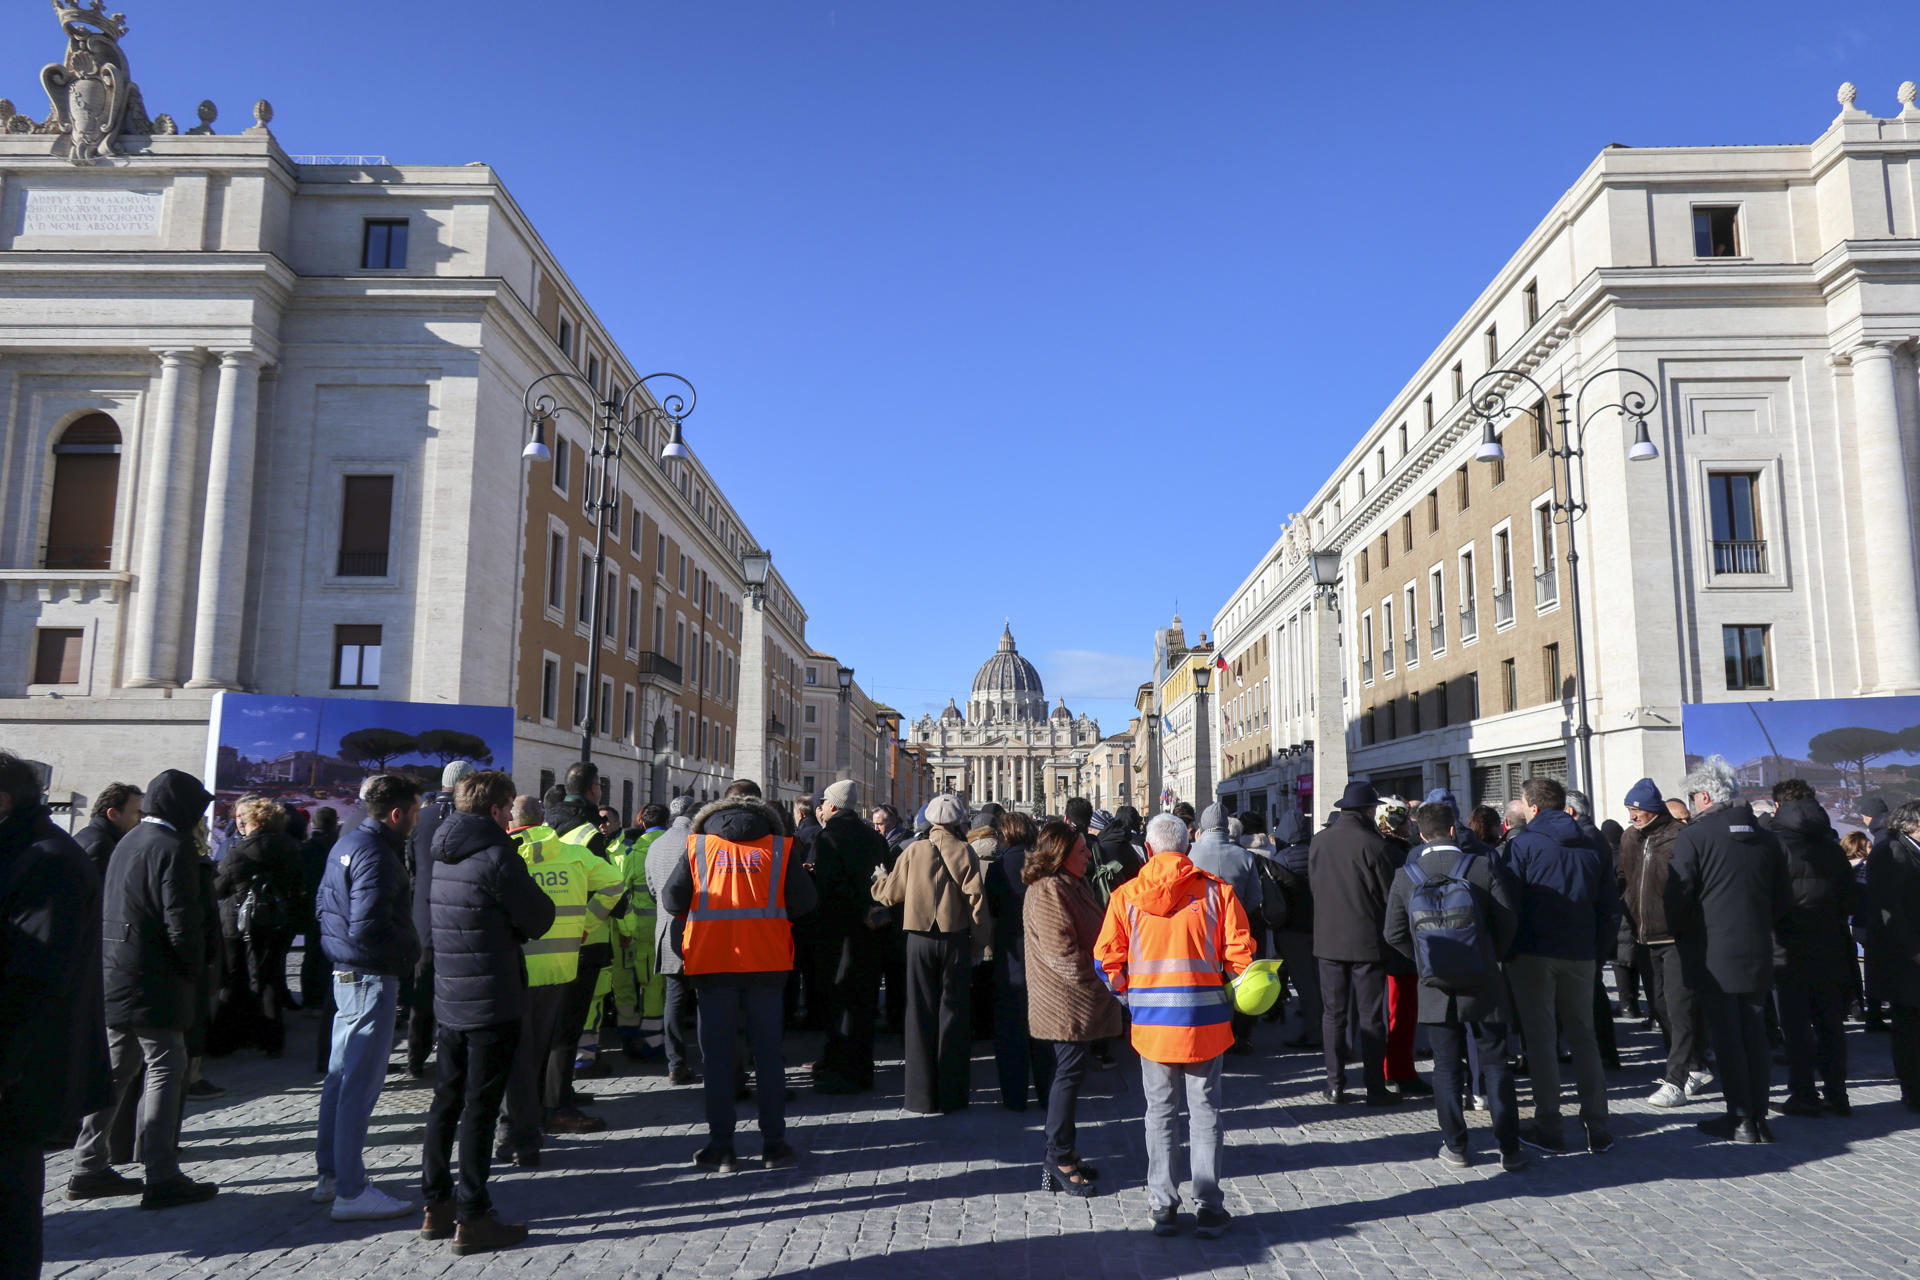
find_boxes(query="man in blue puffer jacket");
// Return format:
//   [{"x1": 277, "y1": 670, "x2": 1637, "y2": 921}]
[
  {"x1": 1502, "y1": 775, "x2": 1620, "y2": 1156},
  {"x1": 314, "y1": 773, "x2": 423, "y2": 1222}
]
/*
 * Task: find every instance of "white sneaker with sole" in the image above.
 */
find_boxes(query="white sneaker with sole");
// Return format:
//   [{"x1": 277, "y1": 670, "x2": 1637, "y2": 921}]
[
  {"x1": 330, "y1": 1184, "x2": 415, "y2": 1221},
  {"x1": 1647, "y1": 1081, "x2": 1687, "y2": 1108},
  {"x1": 310, "y1": 1175, "x2": 336, "y2": 1204},
  {"x1": 1684, "y1": 1070, "x2": 1715, "y2": 1099}
]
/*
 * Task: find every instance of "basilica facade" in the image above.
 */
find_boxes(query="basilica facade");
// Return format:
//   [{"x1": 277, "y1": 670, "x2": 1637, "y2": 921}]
[{"x1": 910, "y1": 626, "x2": 1102, "y2": 814}]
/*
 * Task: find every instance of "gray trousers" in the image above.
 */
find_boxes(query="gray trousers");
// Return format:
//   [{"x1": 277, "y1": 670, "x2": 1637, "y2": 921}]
[
  {"x1": 74, "y1": 1026, "x2": 188, "y2": 1183},
  {"x1": 1140, "y1": 1054, "x2": 1224, "y2": 1214},
  {"x1": 1509, "y1": 955, "x2": 1608, "y2": 1139}
]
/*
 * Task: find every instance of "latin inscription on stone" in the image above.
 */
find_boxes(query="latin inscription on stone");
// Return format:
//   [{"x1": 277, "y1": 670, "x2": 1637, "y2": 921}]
[{"x1": 20, "y1": 188, "x2": 164, "y2": 236}]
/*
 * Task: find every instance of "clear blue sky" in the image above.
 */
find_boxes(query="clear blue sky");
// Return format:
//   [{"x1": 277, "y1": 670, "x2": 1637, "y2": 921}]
[{"x1": 6, "y1": 2, "x2": 1903, "y2": 731}]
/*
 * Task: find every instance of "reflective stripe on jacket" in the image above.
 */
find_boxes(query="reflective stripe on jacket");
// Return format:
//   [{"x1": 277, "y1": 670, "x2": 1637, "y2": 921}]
[
  {"x1": 682, "y1": 832, "x2": 793, "y2": 976},
  {"x1": 556, "y1": 823, "x2": 629, "y2": 947},
  {"x1": 1094, "y1": 851, "x2": 1255, "y2": 1064},
  {"x1": 611, "y1": 831, "x2": 659, "y2": 941},
  {"x1": 517, "y1": 825, "x2": 625, "y2": 987}
]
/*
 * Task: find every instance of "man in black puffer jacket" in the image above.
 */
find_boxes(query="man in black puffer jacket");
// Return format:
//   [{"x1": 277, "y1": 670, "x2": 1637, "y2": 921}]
[
  {"x1": 421, "y1": 771, "x2": 554, "y2": 1257},
  {"x1": 1768, "y1": 779, "x2": 1856, "y2": 1116},
  {"x1": 70, "y1": 769, "x2": 219, "y2": 1210},
  {"x1": 406, "y1": 760, "x2": 475, "y2": 1077},
  {"x1": 1270, "y1": 808, "x2": 1320, "y2": 1049}
]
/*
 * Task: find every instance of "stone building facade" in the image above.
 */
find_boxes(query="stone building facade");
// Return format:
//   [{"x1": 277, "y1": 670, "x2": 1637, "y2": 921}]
[
  {"x1": 1210, "y1": 85, "x2": 1920, "y2": 819},
  {"x1": 910, "y1": 626, "x2": 1101, "y2": 814}
]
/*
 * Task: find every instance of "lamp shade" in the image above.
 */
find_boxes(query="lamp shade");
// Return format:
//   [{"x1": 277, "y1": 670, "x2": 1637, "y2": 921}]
[
  {"x1": 837, "y1": 665, "x2": 854, "y2": 690},
  {"x1": 1194, "y1": 664, "x2": 1211, "y2": 691},
  {"x1": 1474, "y1": 422, "x2": 1506, "y2": 464},
  {"x1": 660, "y1": 420, "x2": 691, "y2": 460},
  {"x1": 1627, "y1": 419, "x2": 1660, "y2": 462},
  {"x1": 522, "y1": 419, "x2": 551, "y2": 462},
  {"x1": 741, "y1": 548, "x2": 772, "y2": 587},
  {"x1": 1309, "y1": 551, "x2": 1341, "y2": 589}
]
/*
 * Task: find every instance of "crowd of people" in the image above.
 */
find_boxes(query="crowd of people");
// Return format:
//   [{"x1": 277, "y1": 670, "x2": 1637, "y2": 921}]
[{"x1": 5, "y1": 743, "x2": 1920, "y2": 1273}]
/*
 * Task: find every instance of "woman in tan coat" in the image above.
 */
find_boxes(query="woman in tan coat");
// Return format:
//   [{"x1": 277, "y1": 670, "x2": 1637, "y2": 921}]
[
  {"x1": 1024, "y1": 820, "x2": 1125, "y2": 1195},
  {"x1": 873, "y1": 793, "x2": 989, "y2": 1113}
]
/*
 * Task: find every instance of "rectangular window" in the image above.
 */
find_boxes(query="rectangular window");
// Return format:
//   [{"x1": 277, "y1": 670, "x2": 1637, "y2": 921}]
[
  {"x1": 1409, "y1": 689, "x2": 1421, "y2": 735},
  {"x1": 627, "y1": 585, "x2": 640, "y2": 650},
  {"x1": 653, "y1": 605, "x2": 665, "y2": 654},
  {"x1": 804, "y1": 736, "x2": 817, "y2": 762},
  {"x1": 1544, "y1": 643, "x2": 1562, "y2": 702},
  {"x1": 1467, "y1": 671, "x2": 1480, "y2": 719},
  {"x1": 337, "y1": 475, "x2": 393, "y2": 576},
  {"x1": 558, "y1": 317, "x2": 573, "y2": 359},
  {"x1": 697, "y1": 719, "x2": 708, "y2": 760},
  {"x1": 541, "y1": 657, "x2": 558, "y2": 720},
  {"x1": 606, "y1": 484, "x2": 620, "y2": 540},
  {"x1": 1724, "y1": 625, "x2": 1773, "y2": 690},
  {"x1": 578, "y1": 552, "x2": 593, "y2": 625},
  {"x1": 1360, "y1": 548, "x2": 1370, "y2": 584},
  {"x1": 1693, "y1": 206, "x2": 1740, "y2": 258},
  {"x1": 603, "y1": 569, "x2": 618, "y2": 640},
  {"x1": 552, "y1": 436, "x2": 571, "y2": 495},
  {"x1": 1426, "y1": 489, "x2": 1439, "y2": 533},
  {"x1": 1524, "y1": 280, "x2": 1540, "y2": 326},
  {"x1": 600, "y1": 678, "x2": 613, "y2": 736},
  {"x1": 1377, "y1": 446, "x2": 1387, "y2": 480},
  {"x1": 656, "y1": 533, "x2": 667, "y2": 579},
  {"x1": 804, "y1": 703, "x2": 816, "y2": 724},
  {"x1": 361, "y1": 219, "x2": 408, "y2": 269},
  {"x1": 678, "y1": 555, "x2": 687, "y2": 593},
  {"x1": 1533, "y1": 404, "x2": 1551, "y2": 456},
  {"x1": 587, "y1": 354, "x2": 601, "y2": 390},
  {"x1": 1709, "y1": 472, "x2": 1767, "y2": 572},
  {"x1": 1451, "y1": 361, "x2": 1464, "y2": 402},
  {"x1": 805, "y1": 666, "x2": 818, "y2": 685},
  {"x1": 628, "y1": 499, "x2": 642, "y2": 554},
  {"x1": 1501, "y1": 658, "x2": 1517, "y2": 712},
  {"x1": 1490, "y1": 432, "x2": 1506, "y2": 486},
  {"x1": 1379, "y1": 532, "x2": 1390, "y2": 570},
  {"x1": 1455, "y1": 465, "x2": 1470, "y2": 511},
  {"x1": 1423, "y1": 395, "x2": 1434, "y2": 431},
  {"x1": 573, "y1": 669, "x2": 588, "y2": 728},
  {"x1": 623, "y1": 688, "x2": 635, "y2": 741},
  {"x1": 1401, "y1": 512, "x2": 1414, "y2": 552},
  {"x1": 672, "y1": 709, "x2": 682, "y2": 751},
  {"x1": 674, "y1": 620, "x2": 686, "y2": 665},
  {"x1": 1484, "y1": 324, "x2": 1498, "y2": 366},
  {"x1": 32, "y1": 627, "x2": 83, "y2": 685},
  {"x1": 1398, "y1": 423, "x2": 1408, "y2": 456},
  {"x1": 1435, "y1": 679, "x2": 1449, "y2": 728},
  {"x1": 332, "y1": 624, "x2": 381, "y2": 689}
]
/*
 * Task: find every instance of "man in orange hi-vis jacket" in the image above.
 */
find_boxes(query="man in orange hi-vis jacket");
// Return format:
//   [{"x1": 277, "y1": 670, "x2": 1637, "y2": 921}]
[{"x1": 1095, "y1": 810, "x2": 1255, "y2": 1240}]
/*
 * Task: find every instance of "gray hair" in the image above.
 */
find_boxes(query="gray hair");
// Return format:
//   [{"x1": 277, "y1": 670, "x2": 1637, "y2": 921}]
[
  {"x1": 1679, "y1": 755, "x2": 1738, "y2": 809},
  {"x1": 1891, "y1": 800, "x2": 1920, "y2": 840},
  {"x1": 1227, "y1": 816, "x2": 1244, "y2": 841},
  {"x1": 1565, "y1": 789, "x2": 1593, "y2": 820},
  {"x1": 510, "y1": 794, "x2": 543, "y2": 827},
  {"x1": 1145, "y1": 812, "x2": 1191, "y2": 854}
]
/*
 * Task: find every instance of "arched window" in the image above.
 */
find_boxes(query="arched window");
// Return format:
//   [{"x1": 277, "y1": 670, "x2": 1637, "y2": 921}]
[{"x1": 44, "y1": 413, "x2": 121, "y2": 569}]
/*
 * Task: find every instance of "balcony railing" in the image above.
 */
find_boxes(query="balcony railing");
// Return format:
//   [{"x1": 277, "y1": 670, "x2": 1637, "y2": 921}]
[
  {"x1": 637, "y1": 651, "x2": 683, "y2": 685},
  {"x1": 1382, "y1": 644, "x2": 1396, "y2": 676},
  {"x1": 1535, "y1": 566, "x2": 1558, "y2": 608},
  {"x1": 42, "y1": 544, "x2": 111, "y2": 571},
  {"x1": 335, "y1": 549, "x2": 389, "y2": 577},
  {"x1": 1404, "y1": 633, "x2": 1418, "y2": 665},
  {"x1": 1493, "y1": 589, "x2": 1515, "y2": 626},
  {"x1": 1430, "y1": 622, "x2": 1446, "y2": 652},
  {"x1": 1361, "y1": 657, "x2": 1374, "y2": 684},
  {"x1": 1713, "y1": 539, "x2": 1769, "y2": 574},
  {"x1": 1459, "y1": 604, "x2": 1477, "y2": 642}
]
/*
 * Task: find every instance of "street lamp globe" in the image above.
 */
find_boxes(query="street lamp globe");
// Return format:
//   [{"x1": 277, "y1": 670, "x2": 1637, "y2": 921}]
[
  {"x1": 1627, "y1": 419, "x2": 1660, "y2": 462},
  {"x1": 837, "y1": 665, "x2": 854, "y2": 691},
  {"x1": 521, "y1": 419, "x2": 552, "y2": 462},
  {"x1": 1309, "y1": 551, "x2": 1341, "y2": 590},
  {"x1": 660, "y1": 420, "x2": 691, "y2": 461},
  {"x1": 741, "y1": 548, "x2": 772, "y2": 589},
  {"x1": 1474, "y1": 421, "x2": 1506, "y2": 464},
  {"x1": 1193, "y1": 664, "x2": 1211, "y2": 692}
]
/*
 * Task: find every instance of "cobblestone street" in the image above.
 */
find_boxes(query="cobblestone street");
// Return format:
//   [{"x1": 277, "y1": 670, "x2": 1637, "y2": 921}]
[{"x1": 39, "y1": 999, "x2": 1920, "y2": 1280}]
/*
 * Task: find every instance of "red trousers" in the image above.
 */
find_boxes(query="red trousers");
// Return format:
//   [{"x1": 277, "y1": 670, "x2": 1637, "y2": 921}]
[{"x1": 1387, "y1": 973, "x2": 1419, "y2": 1082}]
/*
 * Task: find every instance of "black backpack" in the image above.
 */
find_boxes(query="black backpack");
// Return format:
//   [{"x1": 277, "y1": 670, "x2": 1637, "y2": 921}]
[
  {"x1": 1403, "y1": 849, "x2": 1495, "y2": 992},
  {"x1": 1252, "y1": 856, "x2": 1291, "y2": 931}
]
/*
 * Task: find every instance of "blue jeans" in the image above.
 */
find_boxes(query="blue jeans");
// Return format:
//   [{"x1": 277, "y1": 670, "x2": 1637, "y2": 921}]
[{"x1": 316, "y1": 972, "x2": 399, "y2": 1198}]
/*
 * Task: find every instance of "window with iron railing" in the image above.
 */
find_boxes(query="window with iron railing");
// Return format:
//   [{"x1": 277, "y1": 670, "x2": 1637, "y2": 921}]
[
  {"x1": 1459, "y1": 606, "x2": 1477, "y2": 642},
  {"x1": 1493, "y1": 590, "x2": 1515, "y2": 627},
  {"x1": 1430, "y1": 622, "x2": 1445, "y2": 653},
  {"x1": 1383, "y1": 644, "x2": 1396, "y2": 677},
  {"x1": 1535, "y1": 566, "x2": 1558, "y2": 608}
]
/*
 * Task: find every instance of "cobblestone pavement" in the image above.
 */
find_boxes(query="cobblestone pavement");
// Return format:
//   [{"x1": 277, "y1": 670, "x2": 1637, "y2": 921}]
[{"x1": 40, "y1": 992, "x2": 1920, "y2": 1280}]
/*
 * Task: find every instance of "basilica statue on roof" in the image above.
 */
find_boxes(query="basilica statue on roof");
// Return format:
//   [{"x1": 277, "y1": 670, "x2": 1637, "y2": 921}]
[{"x1": 909, "y1": 624, "x2": 1102, "y2": 815}]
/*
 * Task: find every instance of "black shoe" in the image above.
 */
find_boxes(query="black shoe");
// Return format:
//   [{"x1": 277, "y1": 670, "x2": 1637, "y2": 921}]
[
  {"x1": 67, "y1": 1169, "x2": 143, "y2": 1200},
  {"x1": 139, "y1": 1176, "x2": 218, "y2": 1210},
  {"x1": 1779, "y1": 1096, "x2": 1823, "y2": 1118},
  {"x1": 1825, "y1": 1094, "x2": 1853, "y2": 1116},
  {"x1": 1281, "y1": 1035, "x2": 1322, "y2": 1050},
  {"x1": 1148, "y1": 1206, "x2": 1179, "y2": 1236},
  {"x1": 185, "y1": 1078, "x2": 227, "y2": 1101},
  {"x1": 1866, "y1": 1019, "x2": 1891, "y2": 1035},
  {"x1": 762, "y1": 1141, "x2": 798, "y2": 1170},
  {"x1": 1499, "y1": 1148, "x2": 1529, "y2": 1173},
  {"x1": 1518, "y1": 1126, "x2": 1565, "y2": 1154},
  {"x1": 1194, "y1": 1207, "x2": 1231, "y2": 1239},
  {"x1": 1602, "y1": 1055, "x2": 1624, "y2": 1071},
  {"x1": 1394, "y1": 1076, "x2": 1435, "y2": 1098},
  {"x1": 1363, "y1": 1088, "x2": 1401, "y2": 1107},
  {"x1": 1586, "y1": 1127, "x2": 1615, "y2": 1154},
  {"x1": 1322, "y1": 1087, "x2": 1348, "y2": 1105},
  {"x1": 1733, "y1": 1119, "x2": 1763, "y2": 1144},
  {"x1": 693, "y1": 1144, "x2": 738, "y2": 1173},
  {"x1": 1754, "y1": 1118, "x2": 1776, "y2": 1143},
  {"x1": 1696, "y1": 1114, "x2": 1741, "y2": 1140}
]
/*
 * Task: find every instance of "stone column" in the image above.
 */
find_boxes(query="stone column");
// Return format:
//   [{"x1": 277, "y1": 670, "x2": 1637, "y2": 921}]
[
  {"x1": 1312, "y1": 593, "x2": 1349, "y2": 816},
  {"x1": 187, "y1": 350, "x2": 263, "y2": 690},
  {"x1": 1851, "y1": 342, "x2": 1920, "y2": 691},
  {"x1": 126, "y1": 348, "x2": 206, "y2": 688},
  {"x1": 737, "y1": 591, "x2": 769, "y2": 793}
]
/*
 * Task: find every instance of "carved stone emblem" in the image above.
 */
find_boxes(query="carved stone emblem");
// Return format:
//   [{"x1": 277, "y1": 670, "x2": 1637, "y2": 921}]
[{"x1": 40, "y1": 0, "x2": 133, "y2": 164}]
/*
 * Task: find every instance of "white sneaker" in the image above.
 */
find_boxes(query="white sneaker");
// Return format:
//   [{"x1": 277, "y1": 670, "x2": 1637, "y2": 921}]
[
  {"x1": 1647, "y1": 1081, "x2": 1687, "y2": 1108},
  {"x1": 1684, "y1": 1070, "x2": 1715, "y2": 1099},
  {"x1": 1469, "y1": 1095, "x2": 1488, "y2": 1112},
  {"x1": 330, "y1": 1184, "x2": 415, "y2": 1221},
  {"x1": 310, "y1": 1175, "x2": 336, "y2": 1204}
]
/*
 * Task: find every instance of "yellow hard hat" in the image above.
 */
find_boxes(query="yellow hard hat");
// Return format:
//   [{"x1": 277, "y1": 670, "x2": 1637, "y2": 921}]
[{"x1": 1231, "y1": 959, "x2": 1284, "y2": 1017}]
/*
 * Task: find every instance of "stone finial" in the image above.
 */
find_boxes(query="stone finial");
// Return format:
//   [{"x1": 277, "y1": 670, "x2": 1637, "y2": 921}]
[
  {"x1": 1838, "y1": 81, "x2": 1858, "y2": 108},
  {"x1": 185, "y1": 98, "x2": 215, "y2": 134},
  {"x1": 1901, "y1": 81, "x2": 1918, "y2": 109},
  {"x1": 248, "y1": 99, "x2": 273, "y2": 133},
  {"x1": 152, "y1": 111, "x2": 174, "y2": 134}
]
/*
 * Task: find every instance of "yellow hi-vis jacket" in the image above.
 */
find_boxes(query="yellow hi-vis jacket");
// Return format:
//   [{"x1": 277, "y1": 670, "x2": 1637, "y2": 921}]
[
  {"x1": 610, "y1": 829, "x2": 660, "y2": 943},
  {"x1": 554, "y1": 822, "x2": 630, "y2": 948},
  {"x1": 516, "y1": 824, "x2": 625, "y2": 987}
]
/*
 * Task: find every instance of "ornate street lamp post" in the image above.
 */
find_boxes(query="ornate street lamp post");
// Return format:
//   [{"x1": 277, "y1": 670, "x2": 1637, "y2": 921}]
[
  {"x1": 1193, "y1": 661, "x2": 1213, "y2": 809},
  {"x1": 834, "y1": 664, "x2": 855, "y2": 783},
  {"x1": 1467, "y1": 366, "x2": 1662, "y2": 796},
  {"x1": 521, "y1": 370, "x2": 696, "y2": 764}
]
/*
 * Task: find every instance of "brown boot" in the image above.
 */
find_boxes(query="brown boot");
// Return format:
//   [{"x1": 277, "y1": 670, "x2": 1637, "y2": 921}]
[
  {"x1": 451, "y1": 1212, "x2": 528, "y2": 1256},
  {"x1": 420, "y1": 1198, "x2": 454, "y2": 1241},
  {"x1": 545, "y1": 1106, "x2": 606, "y2": 1134}
]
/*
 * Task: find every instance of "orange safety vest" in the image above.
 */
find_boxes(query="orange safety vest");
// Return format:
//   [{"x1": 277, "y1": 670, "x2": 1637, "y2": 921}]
[
  {"x1": 680, "y1": 831, "x2": 793, "y2": 976},
  {"x1": 1094, "y1": 856, "x2": 1254, "y2": 1064}
]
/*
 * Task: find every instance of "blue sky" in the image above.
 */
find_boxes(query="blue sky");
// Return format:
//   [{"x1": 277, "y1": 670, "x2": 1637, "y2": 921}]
[
  {"x1": 1683, "y1": 697, "x2": 1920, "y2": 767},
  {"x1": 7, "y1": 3, "x2": 1904, "y2": 731}
]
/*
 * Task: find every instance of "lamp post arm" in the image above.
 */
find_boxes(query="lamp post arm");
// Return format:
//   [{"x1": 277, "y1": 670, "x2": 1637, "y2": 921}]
[{"x1": 1465, "y1": 367, "x2": 1554, "y2": 437}]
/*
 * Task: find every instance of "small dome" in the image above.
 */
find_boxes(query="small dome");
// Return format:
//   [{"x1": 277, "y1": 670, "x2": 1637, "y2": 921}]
[
  {"x1": 940, "y1": 698, "x2": 962, "y2": 722},
  {"x1": 1051, "y1": 698, "x2": 1071, "y2": 720}
]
